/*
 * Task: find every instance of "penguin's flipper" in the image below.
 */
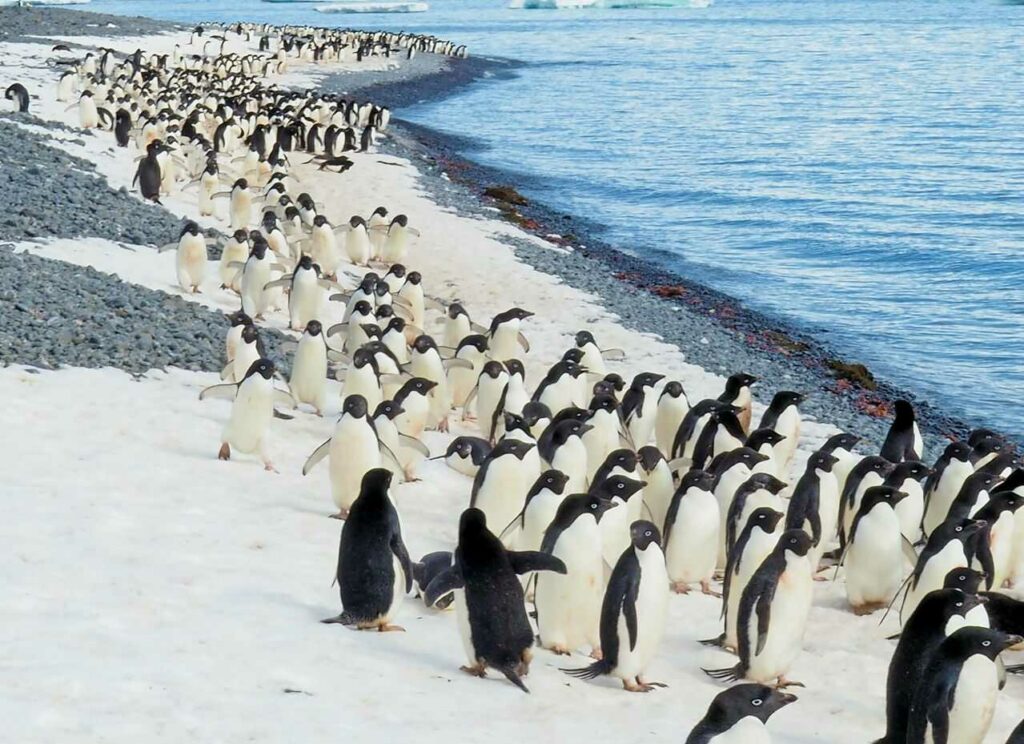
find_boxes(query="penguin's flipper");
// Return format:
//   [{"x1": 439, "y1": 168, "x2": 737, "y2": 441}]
[
  {"x1": 754, "y1": 589, "x2": 777, "y2": 656},
  {"x1": 380, "y1": 442, "x2": 404, "y2": 474},
  {"x1": 424, "y1": 565, "x2": 464, "y2": 607},
  {"x1": 442, "y1": 358, "x2": 473, "y2": 371},
  {"x1": 317, "y1": 278, "x2": 343, "y2": 291},
  {"x1": 389, "y1": 518, "x2": 414, "y2": 593},
  {"x1": 274, "y1": 389, "x2": 297, "y2": 409},
  {"x1": 599, "y1": 348, "x2": 626, "y2": 361},
  {"x1": 157, "y1": 241, "x2": 178, "y2": 253},
  {"x1": 623, "y1": 575, "x2": 640, "y2": 651},
  {"x1": 997, "y1": 655, "x2": 1007, "y2": 691},
  {"x1": 508, "y1": 551, "x2": 566, "y2": 577},
  {"x1": 327, "y1": 350, "x2": 351, "y2": 365},
  {"x1": 379, "y1": 373, "x2": 408, "y2": 387},
  {"x1": 326, "y1": 322, "x2": 348, "y2": 337},
  {"x1": 399, "y1": 434, "x2": 429, "y2": 457},
  {"x1": 263, "y1": 277, "x2": 292, "y2": 291},
  {"x1": 329, "y1": 292, "x2": 352, "y2": 303},
  {"x1": 462, "y1": 383, "x2": 480, "y2": 414},
  {"x1": 302, "y1": 438, "x2": 331, "y2": 475},
  {"x1": 900, "y1": 536, "x2": 919, "y2": 567},
  {"x1": 199, "y1": 382, "x2": 238, "y2": 401},
  {"x1": 219, "y1": 362, "x2": 234, "y2": 381},
  {"x1": 498, "y1": 666, "x2": 529, "y2": 694},
  {"x1": 424, "y1": 296, "x2": 446, "y2": 312},
  {"x1": 516, "y1": 332, "x2": 530, "y2": 353},
  {"x1": 470, "y1": 322, "x2": 488, "y2": 335},
  {"x1": 666, "y1": 457, "x2": 690, "y2": 473}
]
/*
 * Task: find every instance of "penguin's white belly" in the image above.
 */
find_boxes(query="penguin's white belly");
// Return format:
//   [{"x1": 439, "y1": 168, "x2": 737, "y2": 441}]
[
  {"x1": 583, "y1": 416, "x2": 619, "y2": 479},
  {"x1": 231, "y1": 344, "x2": 258, "y2": 384},
  {"x1": 553, "y1": 440, "x2": 588, "y2": 493},
  {"x1": 726, "y1": 529, "x2": 779, "y2": 649},
  {"x1": 613, "y1": 548, "x2": 668, "y2": 679},
  {"x1": 930, "y1": 655, "x2": 997, "y2": 744},
  {"x1": 904, "y1": 542, "x2": 967, "y2": 622},
  {"x1": 747, "y1": 558, "x2": 812, "y2": 682},
  {"x1": 453, "y1": 588, "x2": 477, "y2": 664},
  {"x1": 224, "y1": 382, "x2": 272, "y2": 453},
  {"x1": 666, "y1": 495, "x2": 720, "y2": 584},
  {"x1": 475, "y1": 458, "x2": 528, "y2": 540},
  {"x1": 655, "y1": 399, "x2": 688, "y2": 457},
  {"x1": 536, "y1": 522, "x2": 603, "y2": 651},
  {"x1": 345, "y1": 228, "x2": 370, "y2": 266},
  {"x1": 289, "y1": 340, "x2": 327, "y2": 409},
  {"x1": 773, "y1": 408, "x2": 800, "y2": 476},
  {"x1": 517, "y1": 492, "x2": 562, "y2": 551},
  {"x1": 448, "y1": 364, "x2": 477, "y2": 409},
  {"x1": 816, "y1": 477, "x2": 841, "y2": 548},
  {"x1": 988, "y1": 512, "x2": 1015, "y2": 588},
  {"x1": 715, "y1": 468, "x2": 751, "y2": 569},
  {"x1": 846, "y1": 508, "x2": 903, "y2": 606},
  {"x1": 708, "y1": 718, "x2": 770, "y2": 744},
  {"x1": 642, "y1": 466, "x2": 674, "y2": 532},
  {"x1": 341, "y1": 367, "x2": 382, "y2": 412},
  {"x1": 241, "y1": 260, "x2": 271, "y2": 316},
  {"x1": 923, "y1": 464, "x2": 972, "y2": 536},
  {"x1": 290, "y1": 273, "x2": 322, "y2": 330},
  {"x1": 230, "y1": 192, "x2": 253, "y2": 230},
  {"x1": 199, "y1": 174, "x2": 217, "y2": 216},
  {"x1": 176, "y1": 236, "x2": 207, "y2": 290},
  {"x1": 396, "y1": 396, "x2": 429, "y2": 439},
  {"x1": 489, "y1": 325, "x2": 518, "y2": 362},
  {"x1": 628, "y1": 396, "x2": 658, "y2": 447},
  {"x1": 328, "y1": 423, "x2": 380, "y2": 510},
  {"x1": 600, "y1": 500, "x2": 630, "y2": 569},
  {"x1": 894, "y1": 482, "x2": 924, "y2": 543},
  {"x1": 539, "y1": 377, "x2": 580, "y2": 415},
  {"x1": 220, "y1": 243, "x2": 248, "y2": 289}
]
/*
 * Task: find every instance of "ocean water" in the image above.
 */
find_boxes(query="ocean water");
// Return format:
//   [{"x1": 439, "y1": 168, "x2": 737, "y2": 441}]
[{"x1": 87, "y1": 0, "x2": 1024, "y2": 438}]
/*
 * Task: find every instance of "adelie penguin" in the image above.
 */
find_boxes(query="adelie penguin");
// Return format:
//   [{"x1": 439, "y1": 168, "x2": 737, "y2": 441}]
[
  {"x1": 424, "y1": 508, "x2": 566, "y2": 692},
  {"x1": 842, "y1": 485, "x2": 916, "y2": 615},
  {"x1": 563, "y1": 520, "x2": 670, "y2": 692},
  {"x1": 906, "y1": 626, "x2": 1022, "y2": 744},
  {"x1": 718, "y1": 372, "x2": 757, "y2": 434},
  {"x1": 664, "y1": 469, "x2": 721, "y2": 595},
  {"x1": 322, "y1": 469, "x2": 412, "y2": 632},
  {"x1": 685, "y1": 684, "x2": 797, "y2": 744},
  {"x1": 704, "y1": 529, "x2": 813, "y2": 688},
  {"x1": 880, "y1": 398, "x2": 924, "y2": 464},
  {"x1": 5, "y1": 83, "x2": 29, "y2": 113},
  {"x1": 620, "y1": 372, "x2": 665, "y2": 448}
]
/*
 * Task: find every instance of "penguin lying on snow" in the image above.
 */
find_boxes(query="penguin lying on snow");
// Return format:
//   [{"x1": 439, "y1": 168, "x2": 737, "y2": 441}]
[
  {"x1": 424, "y1": 508, "x2": 565, "y2": 692},
  {"x1": 686, "y1": 683, "x2": 797, "y2": 744}
]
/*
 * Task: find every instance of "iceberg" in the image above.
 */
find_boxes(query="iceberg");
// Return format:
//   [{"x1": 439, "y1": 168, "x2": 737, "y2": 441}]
[
  {"x1": 313, "y1": 1, "x2": 429, "y2": 10},
  {"x1": 0, "y1": 0, "x2": 91, "y2": 6},
  {"x1": 509, "y1": 0, "x2": 709, "y2": 7},
  {"x1": 508, "y1": 0, "x2": 599, "y2": 8}
]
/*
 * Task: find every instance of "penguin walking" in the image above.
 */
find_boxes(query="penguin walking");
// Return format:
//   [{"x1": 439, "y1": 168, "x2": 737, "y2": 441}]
[
  {"x1": 534, "y1": 493, "x2": 610, "y2": 657},
  {"x1": 685, "y1": 684, "x2": 797, "y2": 744},
  {"x1": 289, "y1": 320, "x2": 329, "y2": 415},
  {"x1": 199, "y1": 358, "x2": 290, "y2": 472},
  {"x1": 424, "y1": 508, "x2": 566, "y2": 692},
  {"x1": 471, "y1": 439, "x2": 538, "y2": 542},
  {"x1": 704, "y1": 530, "x2": 813, "y2": 687},
  {"x1": 322, "y1": 469, "x2": 411, "y2": 632},
  {"x1": 562, "y1": 520, "x2": 670, "y2": 692},
  {"x1": 876, "y1": 588, "x2": 989, "y2": 744},
  {"x1": 161, "y1": 221, "x2": 209, "y2": 293},
  {"x1": 302, "y1": 394, "x2": 384, "y2": 519},
  {"x1": 906, "y1": 627, "x2": 1022, "y2": 744},
  {"x1": 663, "y1": 470, "x2": 721, "y2": 595},
  {"x1": 843, "y1": 486, "x2": 914, "y2": 615},
  {"x1": 488, "y1": 307, "x2": 533, "y2": 362}
]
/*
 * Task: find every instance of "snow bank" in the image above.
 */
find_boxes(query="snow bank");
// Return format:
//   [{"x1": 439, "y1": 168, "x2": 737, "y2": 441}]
[{"x1": 314, "y1": 2, "x2": 429, "y2": 13}]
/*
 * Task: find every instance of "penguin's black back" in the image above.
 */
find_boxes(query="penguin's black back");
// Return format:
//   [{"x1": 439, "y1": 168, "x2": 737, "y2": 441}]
[{"x1": 337, "y1": 488, "x2": 404, "y2": 623}]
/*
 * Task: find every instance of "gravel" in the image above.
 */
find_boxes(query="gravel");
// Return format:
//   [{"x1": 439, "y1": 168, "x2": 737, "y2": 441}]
[{"x1": 0, "y1": 6, "x2": 179, "y2": 43}]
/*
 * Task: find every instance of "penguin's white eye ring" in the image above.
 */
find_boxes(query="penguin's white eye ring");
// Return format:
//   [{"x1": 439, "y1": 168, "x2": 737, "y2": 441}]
[
  {"x1": 644, "y1": 530, "x2": 652, "y2": 537},
  {"x1": 956, "y1": 602, "x2": 963, "y2": 607},
  {"x1": 752, "y1": 699, "x2": 763, "y2": 706},
  {"x1": 590, "y1": 503, "x2": 597, "y2": 509},
  {"x1": 983, "y1": 640, "x2": 991, "y2": 647},
  {"x1": 955, "y1": 526, "x2": 963, "y2": 532}
]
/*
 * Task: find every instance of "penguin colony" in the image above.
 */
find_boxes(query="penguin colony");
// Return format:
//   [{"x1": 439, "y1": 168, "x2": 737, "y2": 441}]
[{"x1": 33, "y1": 21, "x2": 1024, "y2": 743}]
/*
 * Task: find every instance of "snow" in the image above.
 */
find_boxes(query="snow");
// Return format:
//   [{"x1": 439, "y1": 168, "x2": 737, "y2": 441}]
[{"x1": 2, "y1": 22, "x2": 1023, "y2": 744}]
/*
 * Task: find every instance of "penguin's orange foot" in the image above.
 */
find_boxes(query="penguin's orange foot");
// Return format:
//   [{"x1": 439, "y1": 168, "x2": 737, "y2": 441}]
[
  {"x1": 671, "y1": 582, "x2": 691, "y2": 595},
  {"x1": 774, "y1": 677, "x2": 804, "y2": 689},
  {"x1": 700, "y1": 581, "x2": 722, "y2": 598},
  {"x1": 460, "y1": 663, "x2": 487, "y2": 678},
  {"x1": 264, "y1": 462, "x2": 278, "y2": 473},
  {"x1": 377, "y1": 624, "x2": 405, "y2": 633},
  {"x1": 590, "y1": 648, "x2": 603, "y2": 661},
  {"x1": 218, "y1": 442, "x2": 231, "y2": 460},
  {"x1": 623, "y1": 679, "x2": 655, "y2": 693},
  {"x1": 329, "y1": 510, "x2": 349, "y2": 520},
  {"x1": 548, "y1": 646, "x2": 571, "y2": 656},
  {"x1": 438, "y1": 418, "x2": 450, "y2": 433}
]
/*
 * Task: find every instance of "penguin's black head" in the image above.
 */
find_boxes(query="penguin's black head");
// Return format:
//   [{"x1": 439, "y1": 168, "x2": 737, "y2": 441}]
[
  {"x1": 374, "y1": 282, "x2": 392, "y2": 299},
  {"x1": 447, "y1": 302, "x2": 467, "y2": 320},
  {"x1": 533, "y1": 469, "x2": 570, "y2": 496},
  {"x1": 679, "y1": 468, "x2": 715, "y2": 493},
  {"x1": 974, "y1": 436, "x2": 1011, "y2": 459},
  {"x1": 352, "y1": 348, "x2": 379, "y2": 370},
  {"x1": 942, "y1": 567, "x2": 986, "y2": 594},
  {"x1": 821, "y1": 432, "x2": 860, "y2": 453},
  {"x1": 359, "y1": 467, "x2": 393, "y2": 498},
  {"x1": 406, "y1": 271, "x2": 422, "y2": 286},
  {"x1": 374, "y1": 400, "x2": 404, "y2": 420},
  {"x1": 232, "y1": 228, "x2": 249, "y2": 243},
  {"x1": 711, "y1": 683, "x2": 797, "y2": 726},
  {"x1": 661, "y1": 380, "x2": 685, "y2": 399},
  {"x1": 501, "y1": 413, "x2": 528, "y2": 436},
  {"x1": 987, "y1": 490, "x2": 1024, "y2": 517},
  {"x1": 373, "y1": 206, "x2": 388, "y2": 218},
  {"x1": 241, "y1": 324, "x2": 259, "y2": 344},
  {"x1": 949, "y1": 518, "x2": 987, "y2": 540},
  {"x1": 250, "y1": 240, "x2": 268, "y2": 259},
  {"x1": 861, "y1": 485, "x2": 909, "y2": 511},
  {"x1": 459, "y1": 507, "x2": 488, "y2": 538},
  {"x1": 969, "y1": 428, "x2": 1001, "y2": 448},
  {"x1": 724, "y1": 372, "x2": 757, "y2": 395},
  {"x1": 946, "y1": 626, "x2": 1023, "y2": 661},
  {"x1": 772, "y1": 390, "x2": 806, "y2": 408},
  {"x1": 297, "y1": 254, "x2": 314, "y2": 271},
  {"x1": 385, "y1": 317, "x2": 407, "y2": 335},
  {"x1": 504, "y1": 358, "x2": 524, "y2": 377},
  {"x1": 313, "y1": 214, "x2": 328, "y2": 227},
  {"x1": 864, "y1": 456, "x2": 895, "y2": 475},
  {"x1": 637, "y1": 446, "x2": 664, "y2": 472},
  {"x1": 592, "y1": 380, "x2": 618, "y2": 398},
  {"x1": 629, "y1": 520, "x2": 661, "y2": 550},
  {"x1": 342, "y1": 394, "x2": 369, "y2": 418},
  {"x1": 495, "y1": 438, "x2": 535, "y2": 461},
  {"x1": 562, "y1": 347, "x2": 585, "y2": 365},
  {"x1": 245, "y1": 357, "x2": 275, "y2": 381},
  {"x1": 375, "y1": 305, "x2": 394, "y2": 322},
  {"x1": 588, "y1": 393, "x2": 618, "y2": 414},
  {"x1": 807, "y1": 450, "x2": 839, "y2": 472},
  {"x1": 234, "y1": 177, "x2": 248, "y2": 190},
  {"x1": 603, "y1": 449, "x2": 638, "y2": 472},
  {"x1": 505, "y1": 307, "x2": 533, "y2": 321},
  {"x1": 448, "y1": 437, "x2": 475, "y2": 458},
  {"x1": 297, "y1": 193, "x2": 315, "y2": 210},
  {"x1": 602, "y1": 475, "x2": 646, "y2": 501},
  {"x1": 228, "y1": 310, "x2": 252, "y2": 327},
  {"x1": 778, "y1": 529, "x2": 813, "y2": 557},
  {"x1": 305, "y1": 319, "x2": 322, "y2": 337},
  {"x1": 352, "y1": 300, "x2": 374, "y2": 317},
  {"x1": 482, "y1": 361, "x2": 506, "y2": 379},
  {"x1": 359, "y1": 324, "x2": 382, "y2": 341},
  {"x1": 893, "y1": 398, "x2": 915, "y2": 422},
  {"x1": 563, "y1": 492, "x2": 614, "y2": 524},
  {"x1": 603, "y1": 373, "x2": 626, "y2": 392},
  {"x1": 750, "y1": 507, "x2": 784, "y2": 533},
  {"x1": 387, "y1": 263, "x2": 406, "y2": 279},
  {"x1": 412, "y1": 335, "x2": 437, "y2": 354},
  {"x1": 391, "y1": 214, "x2": 409, "y2": 228},
  {"x1": 522, "y1": 401, "x2": 552, "y2": 428},
  {"x1": 358, "y1": 275, "x2": 378, "y2": 293},
  {"x1": 747, "y1": 428, "x2": 785, "y2": 450},
  {"x1": 179, "y1": 220, "x2": 201, "y2": 238},
  {"x1": 574, "y1": 330, "x2": 596, "y2": 347},
  {"x1": 632, "y1": 372, "x2": 665, "y2": 390},
  {"x1": 349, "y1": 215, "x2": 367, "y2": 228},
  {"x1": 746, "y1": 473, "x2": 787, "y2": 495},
  {"x1": 405, "y1": 377, "x2": 437, "y2": 396},
  {"x1": 891, "y1": 460, "x2": 931, "y2": 482}
]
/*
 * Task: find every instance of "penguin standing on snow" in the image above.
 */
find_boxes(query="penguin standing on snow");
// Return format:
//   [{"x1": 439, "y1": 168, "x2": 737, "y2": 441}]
[
  {"x1": 470, "y1": 439, "x2": 538, "y2": 544},
  {"x1": 906, "y1": 627, "x2": 1022, "y2": 744},
  {"x1": 663, "y1": 470, "x2": 721, "y2": 596},
  {"x1": 901, "y1": 518, "x2": 986, "y2": 624},
  {"x1": 563, "y1": 520, "x2": 670, "y2": 692},
  {"x1": 424, "y1": 508, "x2": 566, "y2": 692},
  {"x1": 757, "y1": 391, "x2": 805, "y2": 478},
  {"x1": 322, "y1": 469, "x2": 411, "y2": 631},
  {"x1": 655, "y1": 381, "x2": 690, "y2": 456},
  {"x1": 620, "y1": 372, "x2": 665, "y2": 447},
  {"x1": 843, "y1": 485, "x2": 914, "y2": 615},
  {"x1": 718, "y1": 372, "x2": 757, "y2": 434},
  {"x1": 784, "y1": 450, "x2": 839, "y2": 572},
  {"x1": 876, "y1": 588, "x2": 989, "y2": 744},
  {"x1": 880, "y1": 398, "x2": 924, "y2": 463},
  {"x1": 704, "y1": 530, "x2": 813, "y2": 688},
  {"x1": 685, "y1": 684, "x2": 797, "y2": 744}
]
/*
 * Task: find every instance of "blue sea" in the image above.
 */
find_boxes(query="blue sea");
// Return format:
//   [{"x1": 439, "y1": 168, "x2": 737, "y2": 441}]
[{"x1": 87, "y1": 0, "x2": 1024, "y2": 438}]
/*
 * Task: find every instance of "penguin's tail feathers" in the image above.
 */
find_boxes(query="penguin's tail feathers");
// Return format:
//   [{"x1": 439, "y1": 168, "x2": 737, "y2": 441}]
[
  {"x1": 498, "y1": 664, "x2": 530, "y2": 693},
  {"x1": 698, "y1": 633, "x2": 725, "y2": 648},
  {"x1": 1006, "y1": 663, "x2": 1024, "y2": 675},
  {"x1": 320, "y1": 611, "x2": 356, "y2": 626},
  {"x1": 561, "y1": 659, "x2": 612, "y2": 681},
  {"x1": 701, "y1": 664, "x2": 742, "y2": 683}
]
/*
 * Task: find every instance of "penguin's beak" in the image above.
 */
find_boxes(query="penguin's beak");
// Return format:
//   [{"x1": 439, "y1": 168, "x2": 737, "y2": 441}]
[
  {"x1": 892, "y1": 490, "x2": 910, "y2": 504},
  {"x1": 595, "y1": 499, "x2": 615, "y2": 522},
  {"x1": 1004, "y1": 634, "x2": 1024, "y2": 651},
  {"x1": 775, "y1": 692, "x2": 798, "y2": 707}
]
